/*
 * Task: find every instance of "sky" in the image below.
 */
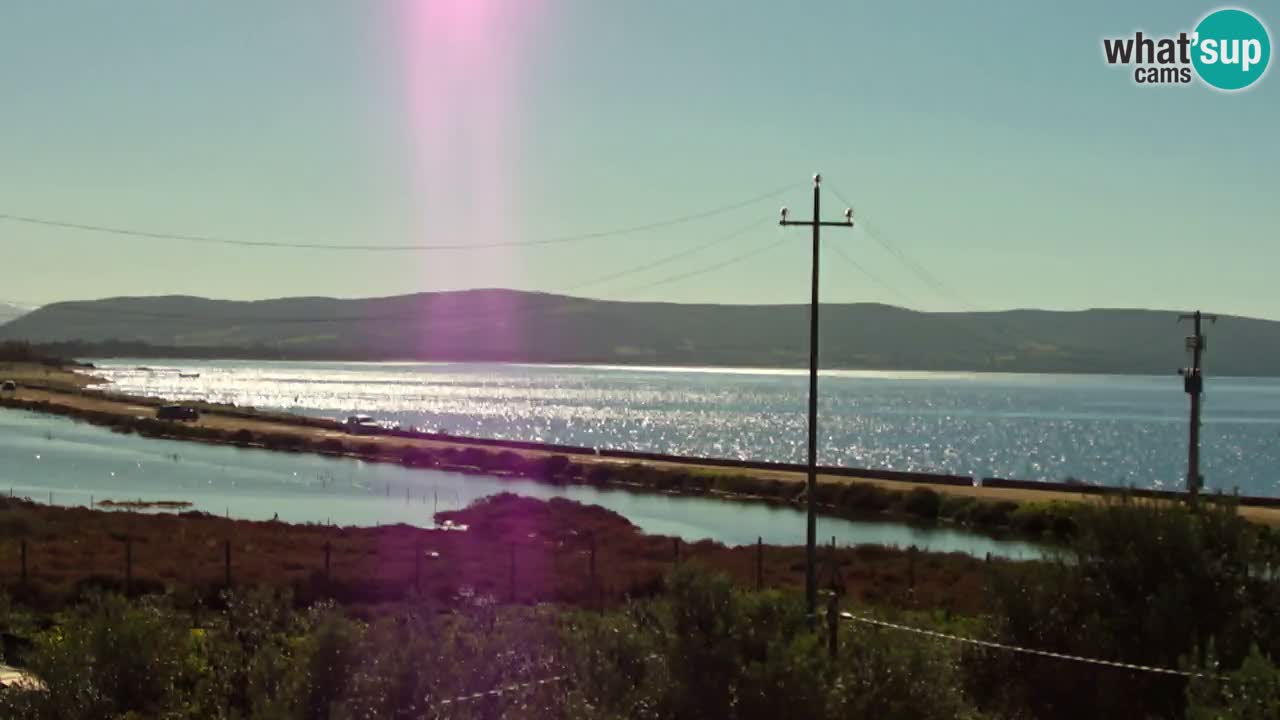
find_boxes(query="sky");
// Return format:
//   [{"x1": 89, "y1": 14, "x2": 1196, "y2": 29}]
[{"x1": 1, "y1": 1, "x2": 1278, "y2": 318}]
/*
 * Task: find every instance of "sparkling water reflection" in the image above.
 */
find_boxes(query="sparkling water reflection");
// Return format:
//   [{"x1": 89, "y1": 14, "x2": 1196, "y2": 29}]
[{"x1": 89, "y1": 360, "x2": 1280, "y2": 495}]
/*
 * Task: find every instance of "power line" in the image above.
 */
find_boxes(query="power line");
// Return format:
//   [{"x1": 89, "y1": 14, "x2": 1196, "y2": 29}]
[
  {"x1": 827, "y1": 186, "x2": 1060, "y2": 359},
  {"x1": 828, "y1": 187, "x2": 980, "y2": 312},
  {"x1": 612, "y1": 231, "x2": 788, "y2": 295},
  {"x1": 826, "y1": 241, "x2": 919, "y2": 308},
  {"x1": 0, "y1": 184, "x2": 796, "y2": 253},
  {"x1": 9, "y1": 223, "x2": 770, "y2": 327},
  {"x1": 567, "y1": 218, "x2": 765, "y2": 293}
]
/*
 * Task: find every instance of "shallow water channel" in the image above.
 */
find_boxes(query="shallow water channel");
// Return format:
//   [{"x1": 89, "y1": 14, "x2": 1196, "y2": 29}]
[{"x1": 0, "y1": 409, "x2": 1043, "y2": 558}]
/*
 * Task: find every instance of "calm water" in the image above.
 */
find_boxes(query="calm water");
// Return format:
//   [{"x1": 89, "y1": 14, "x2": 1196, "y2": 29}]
[
  {"x1": 0, "y1": 409, "x2": 1040, "y2": 557},
  {"x1": 90, "y1": 360, "x2": 1280, "y2": 495}
]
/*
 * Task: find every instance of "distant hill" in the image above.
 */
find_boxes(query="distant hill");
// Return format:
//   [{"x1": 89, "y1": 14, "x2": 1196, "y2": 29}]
[
  {"x1": 0, "y1": 302, "x2": 30, "y2": 326},
  {"x1": 2, "y1": 290, "x2": 1278, "y2": 375}
]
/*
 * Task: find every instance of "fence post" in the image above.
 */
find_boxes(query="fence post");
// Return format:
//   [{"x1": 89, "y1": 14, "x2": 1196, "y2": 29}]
[
  {"x1": 224, "y1": 540, "x2": 232, "y2": 589},
  {"x1": 125, "y1": 536, "x2": 133, "y2": 596},
  {"x1": 20, "y1": 538, "x2": 27, "y2": 585},
  {"x1": 756, "y1": 536, "x2": 763, "y2": 591},
  {"x1": 827, "y1": 592, "x2": 839, "y2": 660}
]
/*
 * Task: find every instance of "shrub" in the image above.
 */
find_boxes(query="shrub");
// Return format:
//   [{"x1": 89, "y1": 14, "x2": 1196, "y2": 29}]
[
  {"x1": 1009, "y1": 502, "x2": 1079, "y2": 539},
  {"x1": 1187, "y1": 646, "x2": 1280, "y2": 719},
  {"x1": 569, "y1": 564, "x2": 978, "y2": 720},
  {"x1": 231, "y1": 429, "x2": 254, "y2": 446},
  {"x1": 901, "y1": 488, "x2": 942, "y2": 520},
  {"x1": 492, "y1": 450, "x2": 527, "y2": 473},
  {"x1": 261, "y1": 433, "x2": 305, "y2": 452},
  {"x1": 586, "y1": 464, "x2": 615, "y2": 486},
  {"x1": 539, "y1": 454, "x2": 572, "y2": 481},
  {"x1": 980, "y1": 498, "x2": 1280, "y2": 719},
  {"x1": 400, "y1": 448, "x2": 435, "y2": 467},
  {"x1": 959, "y1": 500, "x2": 1017, "y2": 528},
  {"x1": 938, "y1": 495, "x2": 977, "y2": 520},
  {"x1": 456, "y1": 446, "x2": 491, "y2": 469},
  {"x1": 838, "y1": 483, "x2": 894, "y2": 514},
  {"x1": 2, "y1": 595, "x2": 188, "y2": 718},
  {"x1": 709, "y1": 473, "x2": 772, "y2": 497}
]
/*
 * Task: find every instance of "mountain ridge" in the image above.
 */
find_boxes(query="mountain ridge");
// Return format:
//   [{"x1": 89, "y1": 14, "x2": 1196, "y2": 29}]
[{"x1": 2, "y1": 290, "x2": 1277, "y2": 376}]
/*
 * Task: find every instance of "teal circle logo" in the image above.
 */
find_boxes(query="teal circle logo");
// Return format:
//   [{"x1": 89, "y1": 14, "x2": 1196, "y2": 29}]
[{"x1": 1192, "y1": 8, "x2": 1271, "y2": 90}]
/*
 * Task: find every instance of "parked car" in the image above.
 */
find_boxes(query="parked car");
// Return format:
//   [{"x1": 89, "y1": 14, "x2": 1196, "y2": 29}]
[
  {"x1": 0, "y1": 380, "x2": 16, "y2": 392},
  {"x1": 156, "y1": 405, "x2": 200, "y2": 421},
  {"x1": 344, "y1": 414, "x2": 382, "y2": 435}
]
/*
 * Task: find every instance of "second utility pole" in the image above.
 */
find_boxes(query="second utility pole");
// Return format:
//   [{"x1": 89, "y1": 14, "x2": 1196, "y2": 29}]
[
  {"x1": 1178, "y1": 310, "x2": 1217, "y2": 498},
  {"x1": 780, "y1": 173, "x2": 853, "y2": 620}
]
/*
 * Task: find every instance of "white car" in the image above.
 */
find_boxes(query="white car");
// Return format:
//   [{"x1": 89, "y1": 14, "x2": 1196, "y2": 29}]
[{"x1": 344, "y1": 414, "x2": 380, "y2": 435}]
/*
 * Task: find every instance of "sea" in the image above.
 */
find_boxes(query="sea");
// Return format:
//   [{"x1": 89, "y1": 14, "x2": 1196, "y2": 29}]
[{"x1": 86, "y1": 359, "x2": 1280, "y2": 497}]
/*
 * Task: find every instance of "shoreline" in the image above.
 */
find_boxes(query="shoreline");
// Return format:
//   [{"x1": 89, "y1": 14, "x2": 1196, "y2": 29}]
[
  {"x1": 4, "y1": 362, "x2": 1279, "y2": 532},
  {"x1": 52, "y1": 348, "x2": 1280, "y2": 378}
]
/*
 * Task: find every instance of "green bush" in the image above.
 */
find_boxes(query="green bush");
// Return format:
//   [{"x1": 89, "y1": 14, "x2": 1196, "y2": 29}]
[
  {"x1": 901, "y1": 488, "x2": 942, "y2": 520},
  {"x1": 1, "y1": 594, "x2": 189, "y2": 719},
  {"x1": 586, "y1": 464, "x2": 615, "y2": 486},
  {"x1": 979, "y1": 498, "x2": 1280, "y2": 719},
  {"x1": 1187, "y1": 646, "x2": 1280, "y2": 719},
  {"x1": 1009, "y1": 502, "x2": 1079, "y2": 539},
  {"x1": 568, "y1": 565, "x2": 978, "y2": 720},
  {"x1": 539, "y1": 454, "x2": 572, "y2": 481},
  {"x1": 838, "y1": 483, "x2": 894, "y2": 513}
]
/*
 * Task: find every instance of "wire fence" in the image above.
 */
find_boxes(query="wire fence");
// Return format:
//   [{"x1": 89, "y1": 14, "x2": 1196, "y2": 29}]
[
  {"x1": 840, "y1": 612, "x2": 1224, "y2": 680},
  {"x1": 434, "y1": 674, "x2": 569, "y2": 709},
  {"x1": 414, "y1": 603, "x2": 1230, "y2": 717}
]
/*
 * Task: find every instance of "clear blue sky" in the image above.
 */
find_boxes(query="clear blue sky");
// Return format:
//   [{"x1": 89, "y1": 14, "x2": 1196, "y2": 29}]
[{"x1": 2, "y1": 1, "x2": 1277, "y2": 318}]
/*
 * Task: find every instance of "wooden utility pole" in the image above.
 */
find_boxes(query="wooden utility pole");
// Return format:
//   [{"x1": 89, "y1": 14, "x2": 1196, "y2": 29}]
[
  {"x1": 1178, "y1": 310, "x2": 1217, "y2": 498},
  {"x1": 780, "y1": 174, "x2": 854, "y2": 620}
]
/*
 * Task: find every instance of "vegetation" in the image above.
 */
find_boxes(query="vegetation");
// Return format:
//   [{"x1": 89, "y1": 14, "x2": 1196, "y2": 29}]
[
  {"x1": 0, "y1": 341, "x2": 74, "y2": 366},
  {"x1": 0, "y1": 568, "x2": 983, "y2": 720},
  {"x1": 0, "y1": 494, "x2": 990, "y2": 615},
  {"x1": 10, "y1": 491, "x2": 1280, "y2": 717},
  {"x1": 971, "y1": 497, "x2": 1280, "y2": 718},
  {"x1": 3, "y1": 495, "x2": 1280, "y2": 717}
]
